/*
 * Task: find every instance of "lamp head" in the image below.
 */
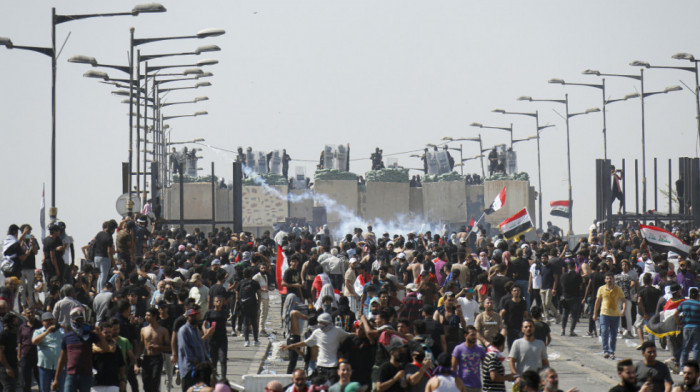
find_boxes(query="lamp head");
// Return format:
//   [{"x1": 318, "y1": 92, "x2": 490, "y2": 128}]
[
  {"x1": 548, "y1": 78, "x2": 565, "y2": 84},
  {"x1": 194, "y1": 111, "x2": 208, "y2": 116},
  {"x1": 0, "y1": 37, "x2": 13, "y2": 48},
  {"x1": 624, "y1": 93, "x2": 641, "y2": 100},
  {"x1": 469, "y1": 122, "x2": 483, "y2": 127},
  {"x1": 68, "y1": 55, "x2": 97, "y2": 66},
  {"x1": 196, "y1": 59, "x2": 218, "y2": 66},
  {"x1": 195, "y1": 81, "x2": 211, "y2": 88},
  {"x1": 194, "y1": 96, "x2": 209, "y2": 102},
  {"x1": 441, "y1": 137, "x2": 453, "y2": 141},
  {"x1": 195, "y1": 72, "x2": 213, "y2": 79},
  {"x1": 582, "y1": 69, "x2": 601, "y2": 76},
  {"x1": 630, "y1": 60, "x2": 650, "y2": 67},
  {"x1": 672, "y1": 52, "x2": 695, "y2": 61},
  {"x1": 83, "y1": 70, "x2": 109, "y2": 80},
  {"x1": 517, "y1": 96, "x2": 532, "y2": 101},
  {"x1": 492, "y1": 109, "x2": 506, "y2": 114},
  {"x1": 195, "y1": 45, "x2": 220, "y2": 54},
  {"x1": 664, "y1": 85, "x2": 683, "y2": 93},
  {"x1": 131, "y1": 3, "x2": 167, "y2": 15},
  {"x1": 184, "y1": 68, "x2": 204, "y2": 75},
  {"x1": 196, "y1": 28, "x2": 226, "y2": 38},
  {"x1": 585, "y1": 107, "x2": 601, "y2": 114}
]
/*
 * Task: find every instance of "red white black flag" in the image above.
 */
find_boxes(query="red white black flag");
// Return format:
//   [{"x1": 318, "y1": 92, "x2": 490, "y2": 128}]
[
  {"x1": 498, "y1": 208, "x2": 534, "y2": 240},
  {"x1": 485, "y1": 186, "x2": 506, "y2": 215},
  {"x1": 640, "y1": 224, "x2": 690, "y2": 257},
  {"x1": 550, "y1": 200, "x2": 571, "y2": 218}
]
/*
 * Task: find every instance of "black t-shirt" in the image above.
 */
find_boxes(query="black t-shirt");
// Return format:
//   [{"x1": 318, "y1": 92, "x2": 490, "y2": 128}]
[
  {"x1": 160, "y1": 314, "x2": 176, "y2": 335},
  {"x1": 42, "y1": 236, "x2": 64, "y2": 268},
  {"x1": 561, "y1": 271, "x2": 583, "y2": 298},
  {"x1": 173, "y1": 315, "x2": 187, "y2": 336},
  {"x1": 533, "y1": 320, "x2": 551, "y2": 344},
  {"x1": 588, "y1": 271, "x2": 606, "y2": 298},
  {"x1": 378, "y1": 361, "x2": 404, "y2": 392},
  {"x1": 0, "y1": 329, "x2": 18, "y2": 369},
  {"x1": 541, "y1": 263, "x2": 555, "y2": 290},
  {"x1": 491, "y1": 275, "x2": 512, "y2": 310},
  {"x1": 340, "y1": 335, "x2": 376, "y2": 385},
  {"x1": 501, "y1": 297, "x2": 527, "y2": 329},
  {"x1": 21, "y1": 238, "x2": 39, "y2": 270},
  {"x1": 638, "y1": 286, "x2": 662, "y2": 318},
  {"x1": 94, "y1": 231, "x2": 114, "y2": 258},
  {"x1": 548, "y1": 258, "x2": 565, "y2": 290},
  {"x1": 133, "y1": 225, "x2": 149, "y2": 257},
  {"x1": 283, "y1": 268, "x2": 302, "y2": 298},
  {"x1": 608, "y1": 384, "x2": 637, "y2": 392},
  {"x1": 510, "y1": 258, "x2": 530, "y2": 281},
  {"x1": 203, "y1": 309, "x2": 228, "y2": 344},
  {"x1": 93, "y1": 345, "x2": 125, "y2": 386},
  {"x1": 209, "y1": 283, "x2": 227, "y2": 308}
]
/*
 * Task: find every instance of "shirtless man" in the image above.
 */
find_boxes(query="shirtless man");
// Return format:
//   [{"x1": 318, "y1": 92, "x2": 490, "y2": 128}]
[{"x1": 140, "y1": 307, "x2": 171, "y2": 391}]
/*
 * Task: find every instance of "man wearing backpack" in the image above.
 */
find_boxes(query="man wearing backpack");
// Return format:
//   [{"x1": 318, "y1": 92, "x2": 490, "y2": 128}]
[{"x1": 238, "y1": 268, "x2": 261, "y2": 347}]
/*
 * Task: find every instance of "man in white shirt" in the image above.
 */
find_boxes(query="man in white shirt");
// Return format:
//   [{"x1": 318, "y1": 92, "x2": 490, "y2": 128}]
[
  {"x1": 253, "y1": 263, "x2": 270, "y2": 334},
  {"x1": 456, "y1": 287, "x2": 479, "y2": 327}
]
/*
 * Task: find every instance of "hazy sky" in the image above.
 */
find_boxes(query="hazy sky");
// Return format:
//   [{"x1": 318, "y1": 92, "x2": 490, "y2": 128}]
[{"x1": 1, "y1": 0, "x2": 698, "y2": 247}]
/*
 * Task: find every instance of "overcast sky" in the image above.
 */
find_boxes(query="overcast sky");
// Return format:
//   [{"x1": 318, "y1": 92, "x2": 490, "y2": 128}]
[{"x1": 1, "y1": 0, "x2": 698, "y2": 247}]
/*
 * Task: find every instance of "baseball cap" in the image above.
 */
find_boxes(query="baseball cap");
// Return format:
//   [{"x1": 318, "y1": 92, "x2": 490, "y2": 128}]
[
  {"x1": 189, "y1": 273, "x2": 202, "y2": 283},
  {"x1": 41, "y1": 312, "x2": 55, "y2": 321},
  {"x1": 185, "y1": 308, "x2": 200, "y2": 317},
  {"x1": 178, "y1": 245, "x2": 186, "y2": 252},
  {"x1": 397, "y1": 252, "x2": 406, "y2": 260},
  {"x1": 406, "y1": 283, "x2": 418, "y2": 292},
  {"x1": 670, "y1": 283, "x2": 682, "y2": 293},
  {"x1": 349, "y1": 257, "x2": 358, "y2": 264},
  {"x1": 317, "y1": 313, "x2": 332, "y2": 325},
  {"x1": 211, "y1": 259, "x2": 221, "y2": 265},
  {"x1": 387, "y1": 340, "x2": 404, "y2": 352}
]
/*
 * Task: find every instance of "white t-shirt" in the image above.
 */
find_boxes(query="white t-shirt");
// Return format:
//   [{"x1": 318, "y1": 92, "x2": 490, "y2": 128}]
[
  {"x1": 529, "y1": 263, "x2": 543, "y2": 290},
  {"x1": 253, "y1": 272, "x2": 269, "y2": 299},
  {"x1": 457, "y1": 297, "x2": 479, "y2": 327},
  {"x1": 304, "y1": 326, "x2": 352, "y2": 367}
]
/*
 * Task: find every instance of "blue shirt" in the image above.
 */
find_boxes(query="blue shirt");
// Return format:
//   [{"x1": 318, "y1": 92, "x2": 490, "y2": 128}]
[
  {"x1": 32, "y1": 327, "x2": 65, "y2": 370},
  {"x1": 679, "y1": 299, "x2": 700, "y2": 328},
  {"x1": 177, "y1": 322, "x2": 208, "y2": 377}
]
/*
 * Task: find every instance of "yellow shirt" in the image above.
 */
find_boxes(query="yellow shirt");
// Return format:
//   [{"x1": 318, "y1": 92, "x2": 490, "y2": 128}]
[{"x1": 597, "y1": 285, "x2": 625, "y2": 317}]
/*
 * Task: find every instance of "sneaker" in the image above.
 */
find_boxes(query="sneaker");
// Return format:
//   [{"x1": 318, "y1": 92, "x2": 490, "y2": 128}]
[
  {"x1": 610, "y1": 354, "x2": 616, "y2": 360},
  {"x1": 622, "y1": 331, "x2": 634, "y2": 339},
  {"x1": 584, "y1": 331, "x2": 595, "y2": 337},
  {"x1": 231, "y1": 331, "x2": 237, "y2": 337},
  {"x1": 254, "y1": 340, "x2": 260, "y2": 346},
  {"x1": 561, "y1": 330, "x2": 566, "y2": 336},
  {"x1": 603, "y1": 352, "x2": 610, "y2": 359},
  {"x1": 175, "y1": 370, "x2": 181, "y2": 385},
  {"x1": 569, "y1": 332, "x2": 578, "y2": 337},
  {"x1": 244, "y1": 341, "x2": 250, "y2": 347}
]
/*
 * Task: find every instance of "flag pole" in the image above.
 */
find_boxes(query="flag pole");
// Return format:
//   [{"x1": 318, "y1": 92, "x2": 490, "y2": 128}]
[{"x1": 466, "y1": 212, "x2": 486, "y2": 241}]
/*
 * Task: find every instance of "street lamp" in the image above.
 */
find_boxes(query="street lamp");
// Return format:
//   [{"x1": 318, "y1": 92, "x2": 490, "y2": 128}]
[
  {"x1": 548, "y1": 78, "x2": 611, "y2": 160},
  {"x1": 163, "y1": 110, "x2": 208, "y2": 120},
  {"x1": 518, "y1": 94, "x2": 599, "y2": 236},
  {"x1": 140, "y1": 45, "x2": 221, "y2": 61},
  {"x1": 159, "y1": 81, "x2": 212, "y2": 93},
  {"x1": 167, "y1": 138, "x2": 205, "y2": 146},
  {"x1": 492, "y1": 108, "x2": 554, "y2": 231},
  {"x1": 469, "y1": 122, "x2": 514, "y2": 148},
  {"x1": 0, "y1": 2, "x2": 165, "y2": 220},
  {"x1": 441, "y1": 136, "x2": 485, "y2": 177},
  {"x1": 147, "y1": 59, "x2": 219, "y2": 72}
]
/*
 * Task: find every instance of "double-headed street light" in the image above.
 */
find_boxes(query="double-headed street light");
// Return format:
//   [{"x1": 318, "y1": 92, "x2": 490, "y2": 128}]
[
  {"x1": 492, "y1": 109, "x2": 554, "y2": 231},
  {"x1": 1, "y1": 3, "x2": 165, "y2": 220},
  {"x1": 518, "y1": 95, "x2": 600, "y2": 236},
  {"x1": 470, "y1": 122, "x2": 514, "y2": 148}
]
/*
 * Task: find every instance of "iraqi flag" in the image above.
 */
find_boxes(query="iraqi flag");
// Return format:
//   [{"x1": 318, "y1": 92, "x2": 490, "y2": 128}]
[
  {"x1": 498, "y1": 208, "x2": 534, "y2": 240},
  {"x1": 640, "y1": 224, "x2": 691, "y2": 257},
  {"x1": 645, "y1": 298, "x2": 685, "y2": 338},
  {"x1": 550, "y1": 200, "x2": 571, "y2": 218},
  {"x1": 485, "y1": 186, "x2": 506, "y2": 215},
  {"x1": 276, "y1": 244, "x2": 289, "y2": 294},
  {"x1": 354, "y1": 273, "x2": 368, "y2": 297}
]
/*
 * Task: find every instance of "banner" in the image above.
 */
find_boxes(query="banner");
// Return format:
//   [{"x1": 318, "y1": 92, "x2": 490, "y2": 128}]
[
  {"x1": 550, "y1": 200, "x2": 571, "y2": 218},
  {"x1": 276, "y1": 244, "x2": 289, "y2": 294},
  {"x1": 498, "y1": 207, "x2": 533, "y2": 240},
  {"x1": 640, "y1": 224, "x2": 690, "y2": 257}
]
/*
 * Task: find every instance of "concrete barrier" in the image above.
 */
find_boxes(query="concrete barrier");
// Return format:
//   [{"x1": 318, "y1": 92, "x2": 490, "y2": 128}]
[
  {"x1": 409, "y1": 187, "x2": 423, "y2": 217},
  {"x1": 364, "y1": 182, "x2": 410, "y2": 222},
  {"x1": 313, "y1": 179, "x2": 358, "y2": 223},
  {"x1": 422, "y1": 181, "x2": 468, "y2": 223},
  {"x1": 288, "y1": 189, "x2": 313, "y2": 221},
  {"x1": 483, "y1": 180, "x2": 535, "y2": 226},
  {"x1": 242, "y1": 185, "x2": 288, "y2": 227}
]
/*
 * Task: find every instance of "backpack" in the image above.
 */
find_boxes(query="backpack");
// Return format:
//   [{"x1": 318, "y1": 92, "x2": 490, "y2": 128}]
[
  {"x1": 86, "y1": 239, "x2": 96, "y2": 262},
  {"x1": 239, "y1": 279, "x2": 257, "y2": 304}
]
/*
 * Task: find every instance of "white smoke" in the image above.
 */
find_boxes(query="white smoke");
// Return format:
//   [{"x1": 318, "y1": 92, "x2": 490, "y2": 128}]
[{"x1": 199, "y1": 142, "x2": 448, "y2": 238}]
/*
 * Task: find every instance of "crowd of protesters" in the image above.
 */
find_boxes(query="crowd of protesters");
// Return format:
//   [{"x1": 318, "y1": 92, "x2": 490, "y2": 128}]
[{"x1": 0, "y1": 215, "x2": 699, "y2": 392}]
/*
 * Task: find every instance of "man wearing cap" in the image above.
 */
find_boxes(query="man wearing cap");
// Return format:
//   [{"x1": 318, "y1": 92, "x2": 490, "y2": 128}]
[
  {"x1": 282, "y1": 313, "x2": 352, "y2": 384},
  {"x1": 133, "y1": 216, "x2": 151, "y2": 259},
  {"x1": 188, "y1": 273, "x2": 209, "y2": 314},
  {"x1": 376, "y1": 340, "x2": 407, "y2": 392},
  {"x1": 400, "y1": 283, "x2": 423, "y2": 322},
  {"x1": 676, "y1": 260, "x2": 696, "y2": 298},
  {"x1": 177, "y1": 307, "x2": 208, "y2": 392},
  {"x1": 32, "y1": 312, "x2": 66, "y2": 392},
  {"x1": 52, "y1": 307, "x2": 110, "y2": 392},
  {"x1": 456, "y1": 287, "x2": 479, "y2": 327}
]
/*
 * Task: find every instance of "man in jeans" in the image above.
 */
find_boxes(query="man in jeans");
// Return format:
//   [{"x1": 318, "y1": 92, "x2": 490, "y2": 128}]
[
  {"x1": 539, "y1": 252, "x2": 560, "y2": 324},
  {"x1": 593, "y1": 272, "x2": 626, "y2": 360},
  {"x1": 92, "y1": 220, "x2": 117, "y2": 293},
  {"x1": 32, "y1": 312, "x2": 65, "y2": 392},
  {"x1": 675, "y1": 287, "x2": 700, "y2": 367}
]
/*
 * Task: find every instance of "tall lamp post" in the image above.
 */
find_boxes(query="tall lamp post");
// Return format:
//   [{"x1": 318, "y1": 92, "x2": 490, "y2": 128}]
[
  {"x1": 518, "y1": 95, "x2": 600, "y2": 236},
  {"x1": 492, "y1": 109, "x2": 554, "y2": 232},
  {"x1": 631, "y1": 54, "x2": 700, "y2": 152},
  {"x1": 469, "y1": 122, "x2": 514, "y2": 148},
  {"x1": 0, "y1": 3, "x2": 165, "y2": 221}
]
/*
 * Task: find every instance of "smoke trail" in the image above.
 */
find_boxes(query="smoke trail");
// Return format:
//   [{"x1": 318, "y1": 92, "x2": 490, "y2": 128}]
[{"x1": 199, "y1": 142, "x2": 446, "y2": 237}]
